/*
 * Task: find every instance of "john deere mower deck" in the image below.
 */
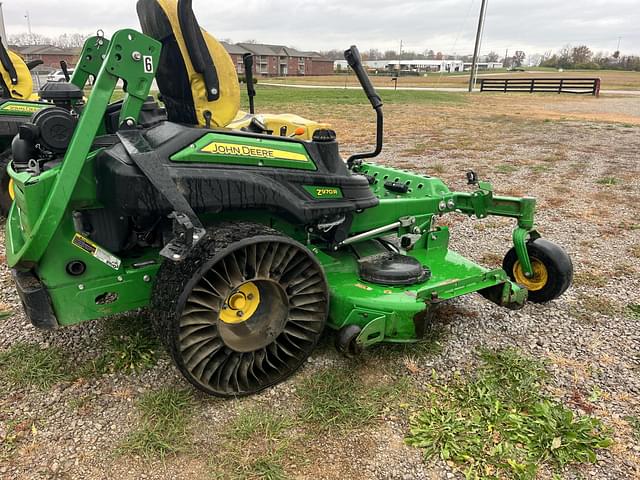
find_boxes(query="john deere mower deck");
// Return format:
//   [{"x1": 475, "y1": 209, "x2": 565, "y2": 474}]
[{"x1": 4, "y1": 0, "x2": 572, "y2": 396}]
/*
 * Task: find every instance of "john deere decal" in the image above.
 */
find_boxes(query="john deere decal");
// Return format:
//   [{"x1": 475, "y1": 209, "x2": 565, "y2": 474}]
[
  {"x1": 0, "y1": 103, "x2": 44, "y2": 115},
  {"x1": 201, "y1": 142, "x2": 308, "y2": 162}
]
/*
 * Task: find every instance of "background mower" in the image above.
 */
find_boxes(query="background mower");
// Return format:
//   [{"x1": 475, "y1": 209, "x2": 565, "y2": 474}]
[
  {"x1": 5, "y1": 0, "x2": 573, "y2": 397},
  {"x1": 0, "y1": 38, "x2": 109, "y2": 215}
]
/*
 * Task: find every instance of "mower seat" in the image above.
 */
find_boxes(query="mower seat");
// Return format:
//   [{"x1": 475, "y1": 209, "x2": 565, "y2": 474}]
[
  {"x1": 137, "y1": 0, "x2": 240, "y2": 128},
  {"x1": 0, "y1": 40, "x2": 37, "y2": 101},
  {"x1": 137, "y1": 0, "x2": 330, "y2": 140}
]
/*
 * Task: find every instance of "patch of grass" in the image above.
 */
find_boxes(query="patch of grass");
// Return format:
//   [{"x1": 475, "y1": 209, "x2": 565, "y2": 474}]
[
  {"x1": 210, "y1": 408, "x2": 294, "y2": 480},
  {"x1": 296, "y1": 369, "x2": 378, "y2": 430},
  {"x1": 495, "y1": 164, "x2": 519, "y2": 174},
  {"x1": 403, "y1": 142, "x2": 426, "y2": 155},
  {"x1": 624, "y1": 415, "x2": 640, "y2": 441},
  {"x1": 406, "y1": 349, "x2": 611, "y2": 479},
  {"x1": 367, "y1": 321, "x2": 448, "y2": 361},
  {"x1": 596, "y1": 177, "x2": 619, "y2": 186},
  {"x1": 241, "y1": 85, "x2": 467, "y2": 109},
  {"x1": 120, "y1": 387, "x2": 195, "y2": 459},
  {"x1": 91, "y1": 315, "x2": 160, "y2": 375},
  {"x1": 530, "y1": 164, "x2": 552, "y2": 174},
  {"x1": 0, "y1": 310, "x2": 13, "y2": 320},
  {"x1": 227, "y1": 409, "x2": 294, "y2": 442},
  {"x1": 431, "y1": 162, "x2": 446, "y2": 174},
  {"x1": 480, "y1": 252, "x2": 503, "y2": 266},
  {"x1": 626, "y1": 304, "x2": 640, "y2": 319},
  {"x1": 579, "y1": 295, "x2": 619, "y2": 317},
  {"x1": 630, "y1": 244, "x2": 640, "y2": 259},
  {"x1": 0, "y1": 343, "x2": 69, "y2": 389},
  {"x1": 573, "y1": 271, "x2": 608, "y2": 288}
]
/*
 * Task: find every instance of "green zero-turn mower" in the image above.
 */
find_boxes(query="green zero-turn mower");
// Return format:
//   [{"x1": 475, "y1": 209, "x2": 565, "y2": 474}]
[{"x1": 5, "y1": 0, "x2": 573, "y2": 397}]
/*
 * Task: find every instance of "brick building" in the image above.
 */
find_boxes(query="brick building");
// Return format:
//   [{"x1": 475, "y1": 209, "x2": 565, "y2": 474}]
[
  {"x1": 222, "y1": 42, "x2": 333, "y2": 77},
  {"x1": 9, "y1": 45, "x2": 81, "y2": 70},
  {"x1": 9, "y1": 41, "x2": 332, "y2": 76}
]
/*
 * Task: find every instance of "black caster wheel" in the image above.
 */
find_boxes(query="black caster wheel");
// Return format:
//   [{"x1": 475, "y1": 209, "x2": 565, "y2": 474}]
[
  {"x1": 503, "y1": 238, "x2": 573, "y2": 303},
  {"x1": 335, "y1": 324, "x2": 363, "y2": 358}
]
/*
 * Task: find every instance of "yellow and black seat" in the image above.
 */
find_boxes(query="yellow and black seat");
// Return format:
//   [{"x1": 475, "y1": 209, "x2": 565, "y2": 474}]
[
  {"x1": 0, "y1": 40, "x2": 38, "y2": 100},
  {"x1": 136, "y1": 0, "x2": 329, "y2": 139}
]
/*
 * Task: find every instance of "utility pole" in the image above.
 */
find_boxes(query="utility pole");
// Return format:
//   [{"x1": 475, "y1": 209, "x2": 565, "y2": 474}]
[
  {"x1": 0, "y1": 3, "x2": 7, "y2": 47},
  {"x1": 25, "y1": 11, "x2": 32, "y2": 44},
  {"x1": 468, "y1": 0, "x2": 488, "y2": 92}
]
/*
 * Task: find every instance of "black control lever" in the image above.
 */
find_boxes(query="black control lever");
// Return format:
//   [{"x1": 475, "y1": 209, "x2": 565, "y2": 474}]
[
  {"x1": 344, "y1": 45, "x2": 383, "y2": 168},
  {"x1": 243, "y1": 53, "x2": 256, "y2": 114},
  {"x1": 26, "y1": 59, "x2": 44, "y2": 71},
  {"x1": 60, "y1": 60, "x2": 71, "y2": 82}
]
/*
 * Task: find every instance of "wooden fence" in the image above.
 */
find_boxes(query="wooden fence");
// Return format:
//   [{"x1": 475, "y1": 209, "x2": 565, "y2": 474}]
[{"x1": 479, "y1": 78, "x2": 601, "y2": 96}]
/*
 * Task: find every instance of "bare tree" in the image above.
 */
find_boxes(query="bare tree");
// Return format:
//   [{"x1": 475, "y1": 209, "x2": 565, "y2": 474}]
[
  {"x1": 8, "y1": 32, "x2": 51, "y2": 46},
  {"x1": 485, "y1": 51, "x2": 499, "y2": 62},
  {"x1": 54, "y1": 33, "x2": 90, "y2": 48},
  {"x1": 512, "y1": 50, "x2": 526, "y2": 67},
  {"x1": 383, "y1": 50, "x2": 396, "y2": 60},
  {"x1": 571, "y1": 45, "x2": 592, "y2": 64}
]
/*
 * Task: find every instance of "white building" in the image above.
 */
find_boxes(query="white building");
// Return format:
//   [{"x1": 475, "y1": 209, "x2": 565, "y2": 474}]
[
  {"x1": 334, "y1": 59, "x2": 465, "y2": 73},
  {"x1": 463, "y1": 62, "x2": 504, "y2": 71}
]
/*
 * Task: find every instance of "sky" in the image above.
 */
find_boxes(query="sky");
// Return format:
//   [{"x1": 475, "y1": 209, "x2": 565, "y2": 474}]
[{"x1": 1, "y1": 0, "x2": 638, "y2": 57}]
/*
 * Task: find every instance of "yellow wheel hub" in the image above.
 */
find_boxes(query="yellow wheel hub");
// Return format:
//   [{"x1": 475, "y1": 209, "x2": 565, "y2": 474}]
[
  {"x1": 219, "y1": 281, "x2": 260, "y2": 324},
  {"x1": 513, "y1": 258, "x2": 548, "y2": 291}
]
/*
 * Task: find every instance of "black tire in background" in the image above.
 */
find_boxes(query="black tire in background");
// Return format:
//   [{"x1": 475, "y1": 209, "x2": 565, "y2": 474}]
[
  {"x1": 151, "y1": 222, "x2": 329, "y2": 397},
  {"x1": 503, "y1": 238, "x2": 573, "y2": 303}
]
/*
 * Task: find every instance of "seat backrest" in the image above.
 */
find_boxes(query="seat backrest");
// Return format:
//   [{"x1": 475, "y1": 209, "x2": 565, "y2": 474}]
[
  {"x1": 0, "y1": 39, "x2": 34, "y2": 100},
  {"x1": 137, "y1": 0, "x2": 240, "y2": 128}
]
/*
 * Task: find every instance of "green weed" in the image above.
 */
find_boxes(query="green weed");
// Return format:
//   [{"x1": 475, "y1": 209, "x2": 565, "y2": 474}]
[
  {"x1": 406, "y1": 349, "x2": 611, "y2": 479},
  {"x1": 0, "y1": 417, "x2": 39, "y2": 461},
  {"x1": 596, "y1": 177, "x2": 619, "y2": 186},
  {"x1": 0, "y1": 343, "x2": 69, "y2": 389},
  {"x1": 120, "y1": 387, "x2": 195, "y2": 458}
]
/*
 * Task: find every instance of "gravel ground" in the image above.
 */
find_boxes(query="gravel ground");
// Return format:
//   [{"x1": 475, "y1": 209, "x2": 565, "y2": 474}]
[{"x1": 0, "y1": 95, "x2": 639, "y2": 479}]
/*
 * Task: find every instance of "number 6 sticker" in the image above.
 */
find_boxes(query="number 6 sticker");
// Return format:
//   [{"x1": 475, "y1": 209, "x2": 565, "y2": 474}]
[{"x1": 143, "y1": 56, "x2": 154, "y2": 73}]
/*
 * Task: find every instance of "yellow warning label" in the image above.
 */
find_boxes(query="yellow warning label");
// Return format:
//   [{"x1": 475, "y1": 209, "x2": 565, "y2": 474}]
[
  {"x1": 0, "y1": 104, "x2": 42, "y2": 114},
  {"x1": 72, "y1": 233, "x2": 121, "y2": 270},
  {"x1": 201, "y1": 142, "x2": 308, "y2": 162}
]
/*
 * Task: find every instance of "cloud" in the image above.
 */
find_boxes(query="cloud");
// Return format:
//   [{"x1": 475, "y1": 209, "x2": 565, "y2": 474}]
[{"x1": 2, "y1": 0, "x2": 638, "y2": 55}]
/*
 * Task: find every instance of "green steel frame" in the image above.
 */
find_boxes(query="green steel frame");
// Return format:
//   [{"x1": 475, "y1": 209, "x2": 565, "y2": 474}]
[{"x1": 6, "y1": 30, "x2": 540, "y2": 348}]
